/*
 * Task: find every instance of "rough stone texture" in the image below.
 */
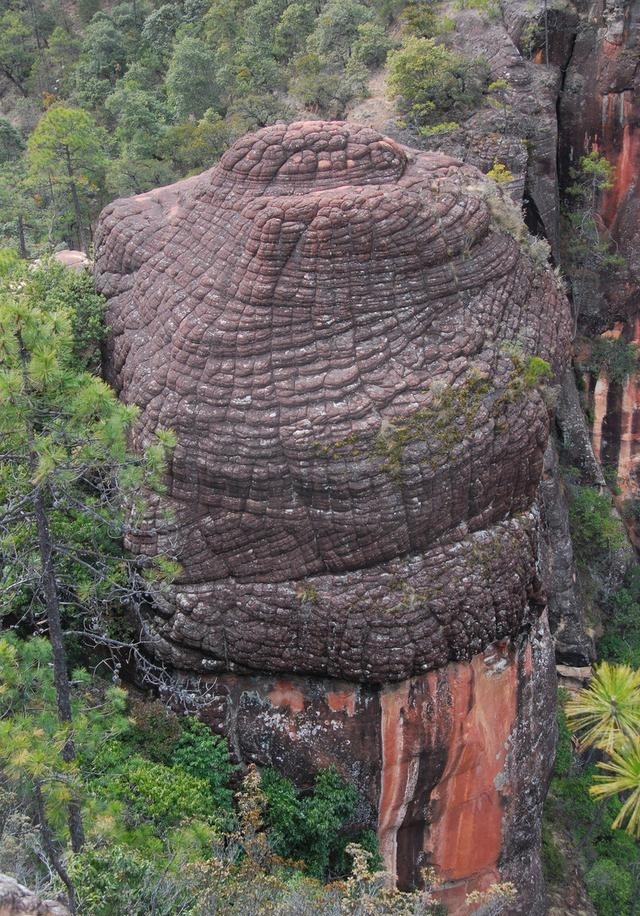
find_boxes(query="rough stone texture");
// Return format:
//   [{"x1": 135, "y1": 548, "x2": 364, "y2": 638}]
[
  {"x1": 538, "y1": 439, "x2": 595, "y2": 665},
  {"x1": 95, "y1": 121, "x2": 574, "y2": 914},
  {"x1": 556, "y1": 0, "x2": 640, "y2": 501},
  {"x1": 0, "y1": 876, "x2": 69, "y2": 916},
  {"x1": 558, "y1": 0, "x2": 640, "y2": 326},
  {"x1": 96, "y1": 121, "x2": 571, "y2": 685},
  {"x1": 198, "y1": 622, "x2": 555, "y2": 915}
]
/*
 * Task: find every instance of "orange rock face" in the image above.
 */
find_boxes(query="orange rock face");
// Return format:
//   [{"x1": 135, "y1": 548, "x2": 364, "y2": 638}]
[{"x1": 199, "y1": 623, "x2": 555, "y2": 916}]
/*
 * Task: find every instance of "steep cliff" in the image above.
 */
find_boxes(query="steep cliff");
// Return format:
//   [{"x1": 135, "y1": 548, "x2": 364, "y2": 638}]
[{"x1": 95, "y1": 120, "x2": 571, "y2": 913}]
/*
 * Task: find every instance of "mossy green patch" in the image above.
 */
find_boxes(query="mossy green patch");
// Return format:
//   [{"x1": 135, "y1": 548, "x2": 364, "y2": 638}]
[{"x1": 373, "y1": 372, "x2": 492, "y2": 481}]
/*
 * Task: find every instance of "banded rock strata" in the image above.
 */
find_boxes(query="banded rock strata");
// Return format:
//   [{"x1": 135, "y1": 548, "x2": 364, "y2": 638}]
[
  {"x1": 96, "y1": 120, "x2": 571, "y2": 682},
  {"x1": 96, "y1": 121, "x2": 572, "y2": 912}
]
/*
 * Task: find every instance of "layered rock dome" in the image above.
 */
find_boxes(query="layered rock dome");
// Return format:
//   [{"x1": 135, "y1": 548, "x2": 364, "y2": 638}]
[{"x1": 96, "y1": 121, "x2": 572, "y2": 683}]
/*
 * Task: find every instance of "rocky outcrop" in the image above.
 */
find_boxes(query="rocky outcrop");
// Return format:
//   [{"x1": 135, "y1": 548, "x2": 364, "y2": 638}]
[
  {"x1": 199, "y1": 619, "x2": 556, "y2": 915},
  {"x1": 95, "y1": 121, "x2": 571, "y2": 912},
  {"x1": 538, "y1": 440, "x2": 595, "y2": 665},
  {"x1": 96, "y1": 121, "x2": 570, "y2": 682},
  {"x1": 558, "y1": 0, "x2": 640, "y2": 324},
  {"x1": 556, "y1": 0, "x2": 640, "y2": 498},
  {"x1": 0, "y1": 876, "x2": 69, "y2": 916}
]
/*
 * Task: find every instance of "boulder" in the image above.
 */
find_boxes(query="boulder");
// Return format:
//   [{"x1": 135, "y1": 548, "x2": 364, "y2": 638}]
[
  {"x1": 0, "y1": 875, "x2": 69, "y2": 916},
  {"x1": 96, "y1": 121, "x2": 571, "y2": 684},
  {"x1": 95, "y1": 121, "x2": 572, "y2": 913}
]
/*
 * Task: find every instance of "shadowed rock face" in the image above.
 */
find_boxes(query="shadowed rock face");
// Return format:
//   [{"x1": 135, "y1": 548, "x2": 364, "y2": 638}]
[{"x1": 96, "y1": 121, "x2": 571, "y2": 684}]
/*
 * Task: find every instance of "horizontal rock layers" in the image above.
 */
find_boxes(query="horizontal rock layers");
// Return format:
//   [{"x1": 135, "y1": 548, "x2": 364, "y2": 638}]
[
  {"x1": 96, "y1": 121, "x2": 571, "y2": 682},
  {"x1": 95, "y1": 121, "x2": 572, "y2": 912}
]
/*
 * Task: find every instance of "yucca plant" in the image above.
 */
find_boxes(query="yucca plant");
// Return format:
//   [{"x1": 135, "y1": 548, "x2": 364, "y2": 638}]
[
  {"x1": 590, "y1": 736, "x2": 640, "y2": 838},
  {"x1": 564, "y1": 661, "x2": 640, "y2": 754}
]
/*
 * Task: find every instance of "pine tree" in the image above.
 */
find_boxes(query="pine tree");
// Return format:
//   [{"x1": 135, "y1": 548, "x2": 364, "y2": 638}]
[{"x1": 0, "y1": 251, "x2": 175, "y2": 893}]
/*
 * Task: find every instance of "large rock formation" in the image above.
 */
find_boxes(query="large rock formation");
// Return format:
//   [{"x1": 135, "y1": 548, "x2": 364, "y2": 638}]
[{"x1": 95, "y1": 121, "x2": 572, "y2": 913}]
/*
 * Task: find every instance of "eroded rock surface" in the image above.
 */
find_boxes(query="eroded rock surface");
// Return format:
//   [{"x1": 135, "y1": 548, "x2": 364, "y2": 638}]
[
  {"x1": 198, "y1": 619, "x2": 556, "y2": 916},
  {"x1": 0, "y1": 876, "x2": 69, "y2": 916},
  {"x1": 96, "y1": 121, "x2": 571, "y2": 684}
]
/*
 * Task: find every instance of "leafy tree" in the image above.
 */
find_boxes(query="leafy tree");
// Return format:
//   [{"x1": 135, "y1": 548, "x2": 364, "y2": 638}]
[
  {"x1": 25, "y1": 105, "x2": 109, "y2": 251},
  {"x1": 400, "y1": 0, "x2": 438, "y2": 37},
  {"x1": 171, "y1": 717, "x2": 235, "y2": 811},
  {"x1": 75, "y1": 12, "x2": 130, "y2": 84},
  {"x1": 262, "y1": 765, "x2": 359, "y2": 878},
  {"x1": 289, "y1": 49, "x2": 367, "y2": 116},
  {"x1": 28, "y1": 26, "x2": 82, "y2": 101},
  {"x1": 0, "y1": 116, "x2": 24, "y2": 163},
  {"x1": 272, "y1": 1, "x2": 316, "y2": 61},
  {"x1": 568, "y1": 149, "x2": 616, "y2": 211},
  {"x1": 103, "y1": 82, "x2": 171, "y2": 191},
  {"x1": 387, "y1": 36, "x2": 489, "y2": 128},
  {"x1": 568, "y1": 486, "x2": 627, "y2": 565},
  {"x1": 0, "y1": 8, "x2": 36, "y2": 96},
  {"x1": 584, "y1": 335, "x2": 639, "y2": 386},
  {"x1": 0, "y1": 633, "x2": 130, "y2": 912},
  {"x1": 0, "y1": 252, "x2": 175, "y2": 721},
  {"x1": 0, "y1": 159, "x2": 44, "y2": 257},
  {"x1": 351, "y1": 21, "x2": 393, "y2": 68},
  {"x1": 140, "y1": 2, "x2": 184, "y2": 62},
  {"x1": 306, "y1": 0, "x2": 374, "y2": 67},
  {"x1": 561, "y1": 150, "x2": 624, "y2": 288},
  {"x1": 164, "y1": 111, "x2": 236, "y2": 174},
  {"x1": 165, "y1": 35, "x2": 223, "y2": 120}
]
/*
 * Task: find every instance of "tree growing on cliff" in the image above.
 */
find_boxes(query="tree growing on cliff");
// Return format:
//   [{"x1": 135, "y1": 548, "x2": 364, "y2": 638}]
[
  {"x1": 386, "y1": 36, "x2": 489, "y2": 128},
  {"x1": 562, "y1": 149, "x2": 624, "y2": 284},
  {"x1": 566, "y1": 661, "x2": 640, "y2": 838}
]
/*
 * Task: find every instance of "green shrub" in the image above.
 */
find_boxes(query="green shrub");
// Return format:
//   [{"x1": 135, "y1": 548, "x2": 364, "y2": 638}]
[
  {"x1": 115, "y1": 757, "x2": 218, "y2": 829},
  {"x1": 585, "y1": 337, "x2": 639, "y2": 386},
  {"x1": 171, "y1": 716, "x2": 235, "y2": 812},
  {"x1": 568, "y1": 487, "x2": 627, "y2": 563},
  {"x1": 262, "y1": 765, "x2": 360, "y2": 878},
  {"x1": 69, "y1": 843, "x2": 197, "y2": 916},
  {"x1": 585, "y1": 858, "x2": 634, "y2": 916},
  {"x1": 600, "y1": 579, "x2": 640, "y2": 667},
  {"x1": 386, "y1": 36, "x2": 489, "y2": 127},
  {"x1": 123, "y1": 697, "x2": 182, "y2": 764},
  {"x1": 555, "y1": 699, "x2": 573, "y2": 778},
  {"x1": 541, "y1": 823, "x2": 565, "y2": 884}
]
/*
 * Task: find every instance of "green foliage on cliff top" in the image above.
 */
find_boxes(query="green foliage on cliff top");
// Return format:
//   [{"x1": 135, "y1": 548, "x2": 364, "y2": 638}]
[{"x1": 386, "y1": 36, "x2": 489, "y2": 128}]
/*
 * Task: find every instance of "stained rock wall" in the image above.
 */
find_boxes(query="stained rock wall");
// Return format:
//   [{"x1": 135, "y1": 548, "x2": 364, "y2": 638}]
[
  {"x1": 95, "y1": 121, "x2": 572, "y2": 912},
  {"x1": 198, "y1": 620, "x2": 556, "y2": 916},
  {"x1": 557, "y1": 0, "x2": 640, "y2": 497}
]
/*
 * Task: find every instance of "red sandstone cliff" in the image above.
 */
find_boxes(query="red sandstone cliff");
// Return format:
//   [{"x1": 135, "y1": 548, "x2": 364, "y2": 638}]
[{"x1": 95, "y1": 121, "x2": 571, "y2": 914}]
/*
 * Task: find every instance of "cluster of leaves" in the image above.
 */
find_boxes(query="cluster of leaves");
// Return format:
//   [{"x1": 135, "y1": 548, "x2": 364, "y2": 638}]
[
  {"x1": 261, "y1": 766, "x2": 374, "y2": 880},
  {"x1": 386, "y1": 35, "x2": 489, "y2": 129},
  {"x1": 0, "y1": 251, "x2": 175, "y2": 633},
  {"x1": 562, "y1": 663, "x2": 640, "y2": 859},
  {"x1": 560, "y1": 150, "x2": 625, "y2": 293},
  {"x1": 582, "y1": 335, "x2": 639, "y2": 387},
  {"x1": 598, "y1": 565, "x2": 640, "y2": 669},
  {"x1": 0, "y1": 0, "x2": 402, "y2": 254},
  {"x1": 568, "y1": 485, "x2": 627, "y2": 566}
]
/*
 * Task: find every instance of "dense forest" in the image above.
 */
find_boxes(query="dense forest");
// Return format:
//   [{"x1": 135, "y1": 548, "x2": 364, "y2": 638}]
[
  {"x1": 0, "y1": 0, "x2": 407, "y2": 255},
  {"x1": 2, "y1": 1, "x2": 640, "y2": 915}
]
